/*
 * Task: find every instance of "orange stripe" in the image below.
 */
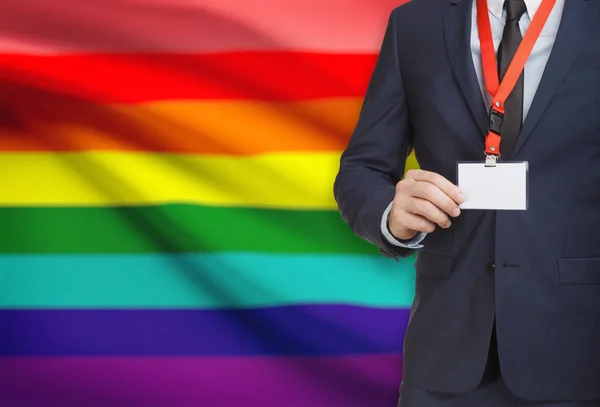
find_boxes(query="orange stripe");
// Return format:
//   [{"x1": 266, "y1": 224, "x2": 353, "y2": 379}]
[
  {"x1": 1, "y1": 88, "x2": 361, "y2": 154},
  {"x1": 0, "y1": 52, "x2": 376, "y2": 102}
]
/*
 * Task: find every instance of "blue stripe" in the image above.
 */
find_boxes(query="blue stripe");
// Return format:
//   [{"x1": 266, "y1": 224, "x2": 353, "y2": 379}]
[{"x1": 0, "y1": 306, "x2": 409, "y2": 356}]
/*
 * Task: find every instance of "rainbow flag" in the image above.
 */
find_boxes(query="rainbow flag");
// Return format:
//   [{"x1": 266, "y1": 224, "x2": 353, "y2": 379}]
[{"x1": 0, "y1": 0, "x2": 418, "y2": 405}]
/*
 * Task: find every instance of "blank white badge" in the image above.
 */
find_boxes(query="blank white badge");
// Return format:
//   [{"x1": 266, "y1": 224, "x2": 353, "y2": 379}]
[{"x1": 457, "y1": 162, "x2": 528, "y2": 210}]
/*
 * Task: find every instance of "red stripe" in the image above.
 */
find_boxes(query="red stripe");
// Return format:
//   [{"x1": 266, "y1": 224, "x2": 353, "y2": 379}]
[
  {"x1": 0, "y1": 52, "x2": 377, "y2": 102},
  {"x1": 0, "y1": 0, "x2": 405, "y2": 53}
]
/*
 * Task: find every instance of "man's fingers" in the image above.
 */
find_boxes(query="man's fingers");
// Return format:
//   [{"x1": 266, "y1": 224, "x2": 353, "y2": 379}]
[
  {"x1": 403, "y1": 197, "x2": 452, "y2": 228},
  {"x1": 410, "y1": 182, "x2": 461, "y2": 218},
  {"x1": 394, "y1": 170, "x2": 463, "y2": 232},
  {"x1": 405, "y1": 169, "x2": 465, "y2": 204}
]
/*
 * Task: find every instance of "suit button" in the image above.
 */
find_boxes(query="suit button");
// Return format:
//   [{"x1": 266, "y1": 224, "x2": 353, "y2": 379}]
[{"x1": 487, "y1": 262, "x2": 495, "y2": 273}]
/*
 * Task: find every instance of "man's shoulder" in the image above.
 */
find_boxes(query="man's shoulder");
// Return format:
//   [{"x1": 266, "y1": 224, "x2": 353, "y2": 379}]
[
  {"x1": 391, "y1": 0, "x2": 447, "y2": 16},
  {"x1": 390, "y1": 0, "x2": 448, "y2": 27},
  {"x1": 389, "y1": 0, "x2": 448, "y2": 36}
]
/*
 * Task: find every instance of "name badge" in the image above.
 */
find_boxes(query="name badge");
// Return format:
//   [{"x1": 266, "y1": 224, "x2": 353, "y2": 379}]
[{"x1": 457, "y1": 161, "x2": 528, "y2": 210}]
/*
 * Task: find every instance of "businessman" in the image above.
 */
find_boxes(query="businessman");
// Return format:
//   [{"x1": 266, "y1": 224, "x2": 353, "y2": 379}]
[{"x1": 334, "y1": 0, "x2": 600, "y2": 405}]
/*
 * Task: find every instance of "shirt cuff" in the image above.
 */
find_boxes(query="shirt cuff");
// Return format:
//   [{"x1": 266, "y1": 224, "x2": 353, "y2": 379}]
[{"x1": 380, "y1": 201, "x2": 426, "y2": 249}]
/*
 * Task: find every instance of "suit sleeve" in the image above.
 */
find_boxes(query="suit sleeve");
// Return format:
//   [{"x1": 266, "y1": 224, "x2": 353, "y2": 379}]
[{"x1": 333, "y1": 9, "x2": 415, "y2": 259}]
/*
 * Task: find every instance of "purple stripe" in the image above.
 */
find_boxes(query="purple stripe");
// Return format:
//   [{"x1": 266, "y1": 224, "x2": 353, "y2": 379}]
[
  {"x1": 0, "y1": 354, "x2": 403, "y2": 407},
  {"x1": 0, "y1": 306, "x2": 409, "y2": 356}
]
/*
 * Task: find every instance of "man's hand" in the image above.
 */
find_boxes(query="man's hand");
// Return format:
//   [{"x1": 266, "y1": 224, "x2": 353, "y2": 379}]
[{"x1": 388, "y1": 169, "x2": 465, "y2": 240}]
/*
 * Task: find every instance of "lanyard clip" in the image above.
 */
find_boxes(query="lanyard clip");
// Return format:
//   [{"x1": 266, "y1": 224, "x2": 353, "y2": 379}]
[
  {"x1": 485, "y1": 107, "x2": 503, "y2": 158},
  {"x1": 488, "y1": 108, "x2": 504, "y2": 135},
  {"x1": 485, "y1": 154, "x2": 498, "y2": 167}
]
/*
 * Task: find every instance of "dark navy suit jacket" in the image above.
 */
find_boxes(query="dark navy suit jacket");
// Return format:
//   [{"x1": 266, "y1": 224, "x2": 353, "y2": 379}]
[{"x1": 334, "y1": 0, "x2": 600, "y2": 401}]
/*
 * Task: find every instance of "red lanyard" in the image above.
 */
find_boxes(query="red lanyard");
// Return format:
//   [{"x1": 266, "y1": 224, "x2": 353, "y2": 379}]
[{"x1": 477, "y1": 0, "x2": 556, "y2": 158}]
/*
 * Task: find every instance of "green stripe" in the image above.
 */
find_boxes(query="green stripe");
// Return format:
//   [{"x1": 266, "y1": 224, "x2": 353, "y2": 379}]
[
  {"x1": 0, "y1": 205, "x2": 375, "y2": 254},
  {"x1": 0, "y1": 253, "x2": 416, "y2": 308}
]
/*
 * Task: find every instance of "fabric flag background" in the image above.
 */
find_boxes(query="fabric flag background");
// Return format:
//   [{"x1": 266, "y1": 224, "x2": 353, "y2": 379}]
[{"x1": 0, "y1": 0, "x2": 419, "y2": 405}]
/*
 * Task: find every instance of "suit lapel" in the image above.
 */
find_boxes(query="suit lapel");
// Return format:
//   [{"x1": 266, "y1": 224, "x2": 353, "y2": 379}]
[
  {"x1": 514, "y1": 0, "x2": 600, "y2": 155},
  {"x1": 444, "y1": 0, "x2": 489, "y2": 137}
]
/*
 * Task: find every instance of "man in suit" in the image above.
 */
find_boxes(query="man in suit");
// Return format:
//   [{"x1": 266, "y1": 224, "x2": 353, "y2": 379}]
[{"x1": 334, "y1": 0, "x2": 600, "y2": 405}]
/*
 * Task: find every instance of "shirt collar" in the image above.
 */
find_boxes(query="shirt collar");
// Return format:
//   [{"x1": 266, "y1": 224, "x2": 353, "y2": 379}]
[{"x1": 487, "y1": 0, "x2": 542, "y2": 20}]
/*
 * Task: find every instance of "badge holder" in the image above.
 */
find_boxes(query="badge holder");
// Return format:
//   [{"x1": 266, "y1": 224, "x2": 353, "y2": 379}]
[
  {"x1": 457, "y1": 160, "x2": 529, "y2": 210},
  {"x1": 457, "y1": 109, "x2": 529, "y2": 211},
  {"x1": 457, "y1": 0, "x2": 554, "y2": 211}
]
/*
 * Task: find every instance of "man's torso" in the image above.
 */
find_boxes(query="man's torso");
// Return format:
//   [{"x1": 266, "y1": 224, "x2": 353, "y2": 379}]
[{"x1": 393, "y1": 0, "x2": 600, "y2": 400}]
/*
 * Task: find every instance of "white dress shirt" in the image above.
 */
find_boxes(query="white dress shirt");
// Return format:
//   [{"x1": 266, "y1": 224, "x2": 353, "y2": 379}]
[{"x1": 381, "y1": 0, "x2": 565, "y2": 248}]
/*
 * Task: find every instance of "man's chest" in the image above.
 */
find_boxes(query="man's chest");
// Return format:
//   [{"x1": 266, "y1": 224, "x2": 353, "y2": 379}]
[{"x1": 469, "y1": 1, "x2": 564, "y2": 117}]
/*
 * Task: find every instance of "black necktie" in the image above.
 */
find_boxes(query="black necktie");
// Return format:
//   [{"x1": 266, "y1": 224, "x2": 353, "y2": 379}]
[{"x1": 497, "y1": 0, "x2": 527, "y2": 159}]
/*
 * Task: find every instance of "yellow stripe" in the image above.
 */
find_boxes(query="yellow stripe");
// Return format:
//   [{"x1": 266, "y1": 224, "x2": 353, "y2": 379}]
[{"x1": 0, "y1": 152, "x2": 342, "y2": 208}]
